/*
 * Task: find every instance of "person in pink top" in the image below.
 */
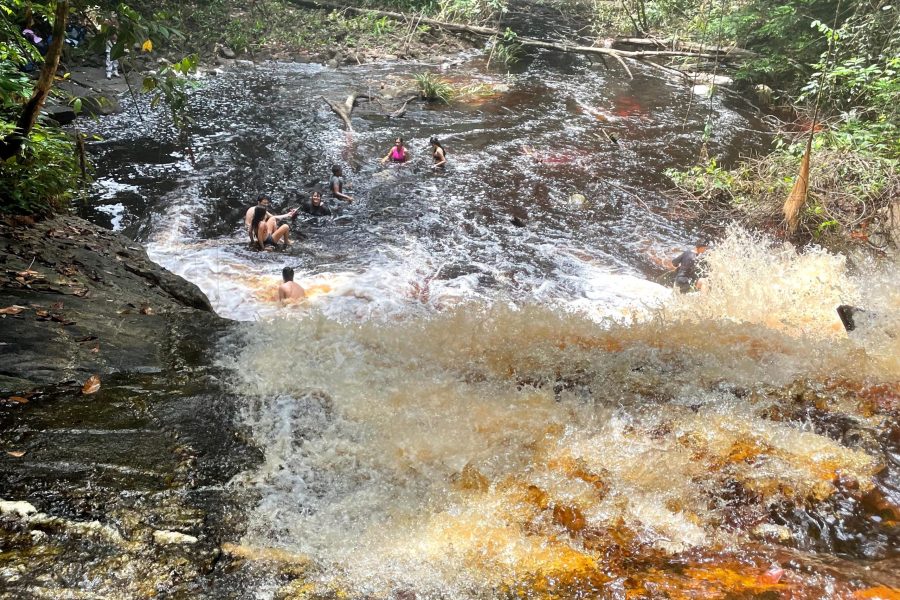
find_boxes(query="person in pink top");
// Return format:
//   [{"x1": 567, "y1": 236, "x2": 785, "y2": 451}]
[{"x1": 381, "y1": 137, "x2": 409, "y2": 164}]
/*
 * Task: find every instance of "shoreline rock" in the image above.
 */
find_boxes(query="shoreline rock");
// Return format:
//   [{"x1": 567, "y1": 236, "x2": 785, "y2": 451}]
[{"x1": 0, "y1": 213, "x2": 220, "y2": 393}]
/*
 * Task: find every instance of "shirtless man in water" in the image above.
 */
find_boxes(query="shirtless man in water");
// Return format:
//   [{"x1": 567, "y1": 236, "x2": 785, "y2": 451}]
[
  {"x1": 277, "y1": 266, "x2": 306, "y2": 305},
  {"x1": 244, "y1": 195, "x2": 296, "y2": 235}
]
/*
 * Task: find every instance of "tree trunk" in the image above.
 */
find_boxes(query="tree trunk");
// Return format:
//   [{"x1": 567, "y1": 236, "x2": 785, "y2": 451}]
[
  {"x1": 0, "y1": 0, "x2": 70, "y2": 161},
  {"x1": 322, "y1": 93, "x2": 370, "y2": 131},
  {"x1": 285, "y1": 0, "x2": 739, "y2": 80}
]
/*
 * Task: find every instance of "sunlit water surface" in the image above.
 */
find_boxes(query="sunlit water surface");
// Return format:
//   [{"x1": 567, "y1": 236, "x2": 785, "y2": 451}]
[{"x1": 84, "y1": 54, "x2": 899, "y2": 598}]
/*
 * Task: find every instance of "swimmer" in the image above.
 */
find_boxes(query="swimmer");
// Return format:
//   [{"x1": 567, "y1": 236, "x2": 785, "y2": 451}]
[
  {"x1": 671, "y1": 239, "x2": 709, "y2": 293},
  {"x1": 277, "y1": 266, "x2": 306, "y2": 305},
  {"x1": 329, "y1": 165, "x2": 354, "y2": 203},
  {"x1": 430, "y1": 136, "x2": 447, "y2": 169},
  {"x1": 300, "y1": 190, "x2": 334, "y2": 217},
  {"x1": 250, "y1": 205, "x2": 292, "y2": 250},
  {"x1": 381, "y1": 137, "x2": 409, "y2": 164},
  {"x1": 244, "y1": 194, "x2": 296, "y2": 237}
]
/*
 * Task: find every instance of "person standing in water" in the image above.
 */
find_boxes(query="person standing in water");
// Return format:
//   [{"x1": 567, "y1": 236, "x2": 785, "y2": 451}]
[
  {"x1": 430, "y1": 136, "x2": 447, "y2": 169},
  {"x1": 329, "y1": 165, "x2": 354, "y2": 203},
  {"x1": 277, "y1": 266, "x2": 306, "y2": 304},
  {"x1": 671, "y1": 239, "x2": 709, "y2": 293},
  {"x1": 381, "y1": 137, "x2": 409, "y2": 164}
]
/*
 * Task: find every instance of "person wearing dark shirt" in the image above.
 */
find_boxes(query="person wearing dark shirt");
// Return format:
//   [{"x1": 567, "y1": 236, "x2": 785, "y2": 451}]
[
  {"x1": 301, "y1": 190, "x2": 334, "y2": 217},
  {"x1": 672, "y1": 239, "x2": 709, "y2": 293},
  {"x1": 329, "y1": 165, "x2": 354, "y2": 203}
]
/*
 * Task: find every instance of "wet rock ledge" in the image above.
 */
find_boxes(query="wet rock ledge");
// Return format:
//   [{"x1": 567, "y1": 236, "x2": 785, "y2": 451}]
[{"x1": 0, "y1": 215, "x2": 261, "y2": 597}]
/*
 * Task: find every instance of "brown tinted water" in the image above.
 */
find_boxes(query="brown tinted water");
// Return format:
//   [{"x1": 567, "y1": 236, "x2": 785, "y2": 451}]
[{"x1": 68, "y1": 53, "x2": 900, "y2": 598}]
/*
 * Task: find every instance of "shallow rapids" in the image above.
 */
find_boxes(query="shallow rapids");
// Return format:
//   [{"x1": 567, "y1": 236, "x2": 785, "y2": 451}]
[
  {"x1": 222, "y1": 232, "x2": 899, "y2": 599},
  {"x1": 81, "y1": 50, "x2": 900, "y2": 598}
]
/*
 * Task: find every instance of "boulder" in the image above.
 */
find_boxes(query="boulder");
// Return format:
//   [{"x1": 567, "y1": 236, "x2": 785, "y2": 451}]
[
  {"x1": 219, "y1": 45, "x2": 236, "y2": 59},
  {"x1": 78, "y1": 93, "x2": 121, "y2": 116},
  {"x1": 42, "y1": 104, "x2": 77, "y2": 125}
]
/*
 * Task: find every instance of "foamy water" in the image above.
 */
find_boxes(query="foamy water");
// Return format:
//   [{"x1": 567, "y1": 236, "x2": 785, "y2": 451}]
[{"x1": 221, "y1": 232, "x2": 899, "y2": 598}]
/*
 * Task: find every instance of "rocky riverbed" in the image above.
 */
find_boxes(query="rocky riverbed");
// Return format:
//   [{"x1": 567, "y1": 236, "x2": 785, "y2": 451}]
[{"x1": 0, "y1": 214, "x2": 265, "y2": 597}]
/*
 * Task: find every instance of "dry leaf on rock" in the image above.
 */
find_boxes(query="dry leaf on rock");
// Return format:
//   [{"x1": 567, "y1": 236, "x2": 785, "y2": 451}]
[
  {"x1": 5, "y1": 396, "x2": 28, "y2": 404},
  {"x1": 82, "y1": 375, "x2": 101, "y2": 395},
  {"x1": 0, "y1": 305, "x2": 26, "y2": 315},
  {"x1": 6, "y1": 450, "x2": 26, "y2": 457}
]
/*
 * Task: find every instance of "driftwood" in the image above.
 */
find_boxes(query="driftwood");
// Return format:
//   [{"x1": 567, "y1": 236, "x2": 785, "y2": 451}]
[
  {"x1": 322, "y1": 92, "x2": 370, "y2": 131},
  {"x1": 285, "y1": 0, "x2": 745, "y2": 80},
  {"x1": 613, "y1": 37, "x2": 756, "y2": 59},
  {"x1": 0, "y1": 0, "x2": 69, "y2": 161},
  {"x1": 389, "y1": 95, "x2": 418, "y2": 119}
]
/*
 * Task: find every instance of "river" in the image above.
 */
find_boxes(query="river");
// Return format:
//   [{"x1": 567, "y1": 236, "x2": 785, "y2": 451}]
[{"x1": 82, "y1": 51, "x2": 899, "y2": 599}]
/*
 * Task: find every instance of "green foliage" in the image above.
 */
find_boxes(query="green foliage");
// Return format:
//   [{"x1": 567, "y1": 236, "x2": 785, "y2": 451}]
[
  {"x1": 413, "y1": 72, "x2": 454, "y2": 103},
  {"x1": 435, "y1": 0, "x2": 506, "y2": 23},
  {"x1": 0, "y1": 122, "x2": 83, "y2": 214},
  {"x1": 142, "y1": 54, "x2": 198, "y2": 132},
  {"x1": 488, "y1": 27, "x2": 521, "y2": 67}
]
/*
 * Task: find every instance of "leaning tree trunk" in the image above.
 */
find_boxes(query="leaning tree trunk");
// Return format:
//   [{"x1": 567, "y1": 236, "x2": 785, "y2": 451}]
[{"x1": 0, "y1": 0, "x2": 69, "y2": 161}]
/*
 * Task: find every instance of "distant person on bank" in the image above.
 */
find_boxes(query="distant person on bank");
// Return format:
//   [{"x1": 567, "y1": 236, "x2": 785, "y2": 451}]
[
  {"x1": 277, "y1": 266, "x2": 306, "y2": 304},
  {"x1": 671, "y1": 239, "x2": 709, "y2": 293},
  {"x1": 329, "y1": 165, "x2": 354, "y2": 203},
  {"x1": 105, "y1": 33, "x2": 120, "y2": 80}
]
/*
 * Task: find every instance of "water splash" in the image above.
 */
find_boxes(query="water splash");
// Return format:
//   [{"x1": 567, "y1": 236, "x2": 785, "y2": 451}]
[{"x1": 221, "y1": 232, "x2": 898, "y2": 599}]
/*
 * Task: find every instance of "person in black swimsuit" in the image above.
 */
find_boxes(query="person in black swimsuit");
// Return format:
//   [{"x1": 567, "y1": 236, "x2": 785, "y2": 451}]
[
  {"x1": 300, "y1": 190, "x2": 334, "y2": 217},
  {"x1": 430, "y1": 136, "x2": 447, "y2": 169},
  {"x1": 329, "y1": 165, "x2": 354, "y2": 203},
  {"x1": 672, "y1": 239, "x2": 709, "y2": 293}
]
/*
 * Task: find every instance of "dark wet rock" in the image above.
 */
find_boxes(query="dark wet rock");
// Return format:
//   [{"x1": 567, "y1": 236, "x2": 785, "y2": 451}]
[
  {"x1": 41, "y1": 104, "x2": 77, "y2": 125},
  {"x1": 219, "y1": 45, "x2": 236, "y2": 59},
  {"x1": 0, "y1": 214, "x2": 262, "y2": 596},
  {"x1": 0, "y1": 214, "x2": 215, "y2": 392},
  {"x1": 76, "y1": 91, "x2": 122, "y2": 116}
]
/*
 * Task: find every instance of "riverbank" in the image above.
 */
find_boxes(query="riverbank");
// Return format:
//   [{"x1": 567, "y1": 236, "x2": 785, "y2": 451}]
[{"x1": 0, "y1": 214, "x2": 269, "y2": 596}]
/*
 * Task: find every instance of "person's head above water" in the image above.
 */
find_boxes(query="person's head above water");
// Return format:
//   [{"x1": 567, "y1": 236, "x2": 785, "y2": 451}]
[
  {"x1": 282, "y1": 266, "x2": 294, "y2": 282},
  {"x1": 257, "y1": 194, "x2": 270, "y2": 207},
  {"x1": 311, "y1": 190, "x2": 322, "y2": 205},
  {"x1": 394, "y1": 137, "x2": 404, "y2": 147},
  {"x1": 331, "y1": 164, "x2": 342, "y2": 176},
  {"x1": 430, "y1": 136, "x2": 446, "y2": 153}
]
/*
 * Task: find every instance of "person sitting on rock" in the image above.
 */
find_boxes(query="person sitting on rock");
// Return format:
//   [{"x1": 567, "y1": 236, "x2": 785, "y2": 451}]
[
  {"x1": 329, "y1": 165, "x2": 354, "y2": 203},
  {"x1": 277, "y1": 266, "x2": 306, "y2": 305},
  {"x1": 250, "y1": 206, "x2": 291, "y2": 250},
  {"x1": 671, "y1": 239, "x2": 709, "y2": 293},
  {"x1": 381, "y1": 137, "x2": 409, "y2": 164},
  {"x1": 244, "y1": 194, "x2": 296, "y2": 236},
  {"x1": 300, "y1": 190, "x2": 334, "y2": 217},
  {"x1": 430, "y1": 136, "x2": 447, "y2": 169}
]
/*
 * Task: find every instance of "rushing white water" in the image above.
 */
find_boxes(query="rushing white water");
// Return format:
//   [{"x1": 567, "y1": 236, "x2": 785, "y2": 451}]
[
  {"x1": 221, "y1": 230, "x2": 898, "y2": 599},
  {"x1": 84, "y1": 56, "x2": 898, "y2": 598}
]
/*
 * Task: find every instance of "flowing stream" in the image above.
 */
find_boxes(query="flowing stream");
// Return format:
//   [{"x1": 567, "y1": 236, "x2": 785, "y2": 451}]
[{"x1": 83, "y1": 50, "x2": 899, "y2": 599}]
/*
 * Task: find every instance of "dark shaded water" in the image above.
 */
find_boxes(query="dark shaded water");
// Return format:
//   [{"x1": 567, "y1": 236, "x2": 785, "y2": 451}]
[{"x1": 82, "y1": 50, "x2": 771, "y2": 320}]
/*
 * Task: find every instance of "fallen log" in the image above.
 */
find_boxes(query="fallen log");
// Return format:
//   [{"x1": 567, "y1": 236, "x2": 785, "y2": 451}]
[
  {"x1": 285, "y1": 0, "x2": 744, "y2": 80},
  {"x1": 322, "y1": 92, "x2": 371, "y2": 131},
  {"x1": 613, "y1": 37, "x2": 757, "y2": 58},
  {"x1": 389, "y1": 95, "x2": 419, "y2": 119}
]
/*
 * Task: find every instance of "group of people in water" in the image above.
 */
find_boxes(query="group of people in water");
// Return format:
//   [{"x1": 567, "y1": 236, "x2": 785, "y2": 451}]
[
  {"x1": 244, "y1": 136, "x2": 448, "y2": 303},
  {"x1": 245, "y1": 135, "x2": 708, "y2": 305}
]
